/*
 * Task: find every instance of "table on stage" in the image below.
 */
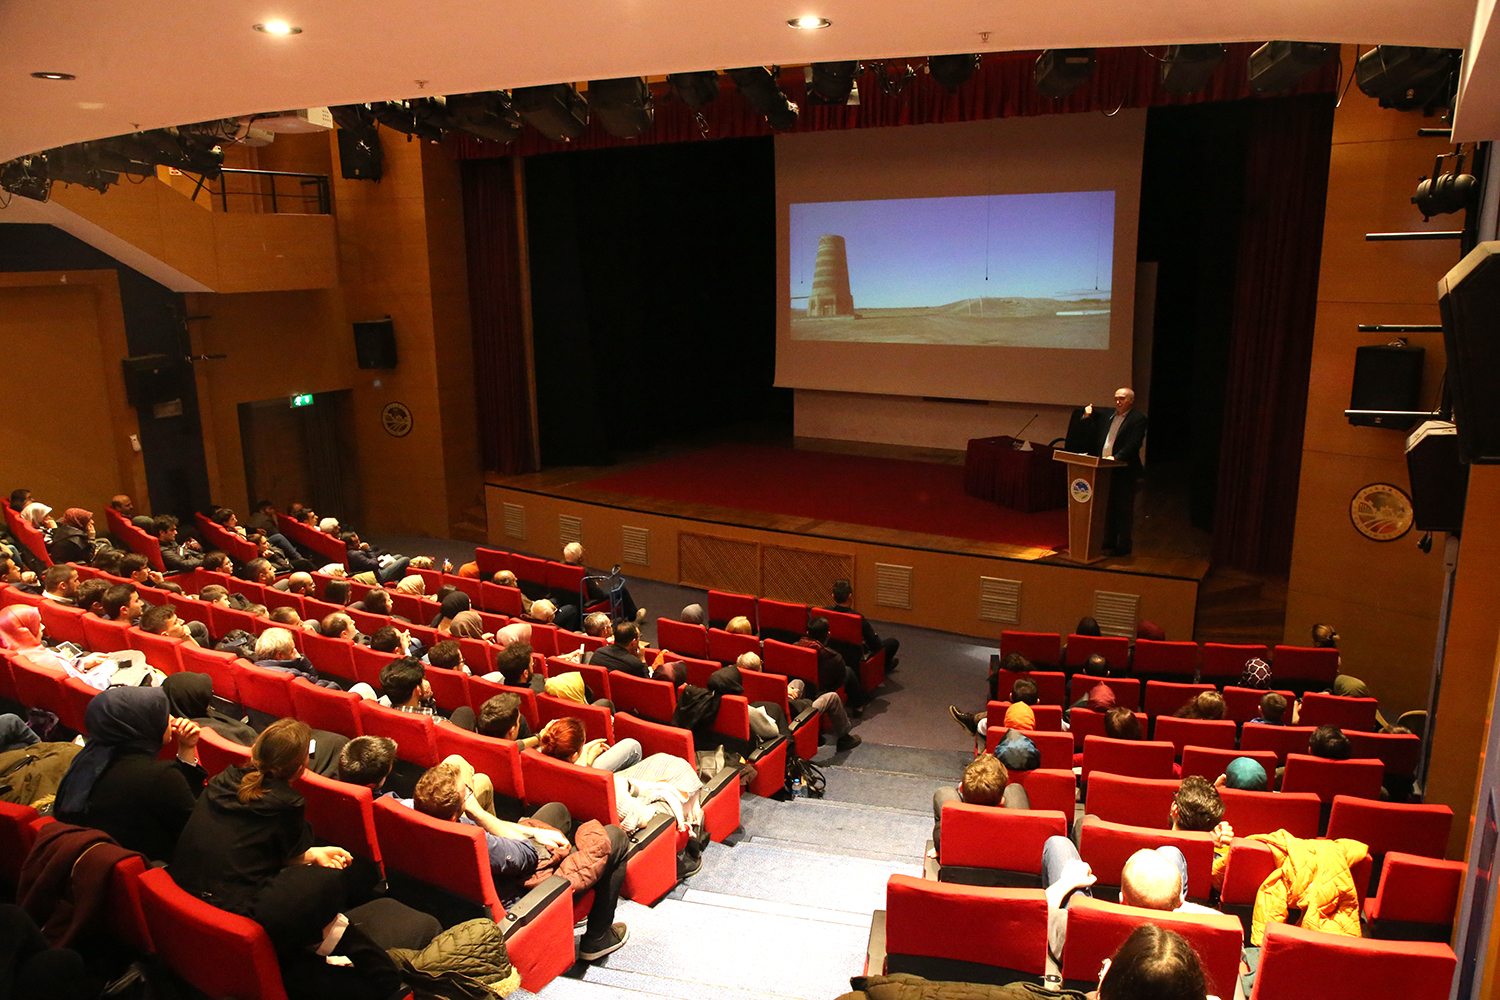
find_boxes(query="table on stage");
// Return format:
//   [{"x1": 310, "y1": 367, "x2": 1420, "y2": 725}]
[{"x1": 962, "y1": 436, "x2": 1067, "y2": 513}]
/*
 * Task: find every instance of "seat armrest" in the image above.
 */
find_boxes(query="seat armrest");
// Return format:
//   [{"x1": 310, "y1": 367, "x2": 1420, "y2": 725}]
[{"x1": 499, "y1": 875, "x2": 571, "y2": 939}]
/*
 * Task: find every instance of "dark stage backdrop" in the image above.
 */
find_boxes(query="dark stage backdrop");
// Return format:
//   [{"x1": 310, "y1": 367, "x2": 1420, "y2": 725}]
[{"x1": 522, "y1": 136, "x2": 787, "y2": 466}]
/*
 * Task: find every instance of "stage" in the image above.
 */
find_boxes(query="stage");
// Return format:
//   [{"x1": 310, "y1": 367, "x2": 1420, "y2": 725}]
[{"x1": 485, "y1": 443, "x2": 1209, "y2": 641}]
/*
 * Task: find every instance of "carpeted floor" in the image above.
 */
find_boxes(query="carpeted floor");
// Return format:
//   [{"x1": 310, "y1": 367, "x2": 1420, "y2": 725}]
[{"x1": 574, "y1": 444, "x2": 1069, "y2": 549}]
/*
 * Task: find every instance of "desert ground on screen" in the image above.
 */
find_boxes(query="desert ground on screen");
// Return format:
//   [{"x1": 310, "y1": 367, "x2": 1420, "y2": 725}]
[{"x1": 789, "y1": 297, "x2": 1110, "y2": 348}]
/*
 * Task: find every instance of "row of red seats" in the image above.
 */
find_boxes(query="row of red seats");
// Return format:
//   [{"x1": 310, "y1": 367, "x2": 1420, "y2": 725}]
[{"x1": 1002, "y1": 629, "x2": 1339, "y2": 688}]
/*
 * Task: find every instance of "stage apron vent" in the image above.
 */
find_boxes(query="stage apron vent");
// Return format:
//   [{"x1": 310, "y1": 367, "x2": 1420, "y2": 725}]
[
  {"x1": 559, "y1": 514, "x2": 583, "y2": 547},
  {"x1": 876, "y1": 563, "x2": 913, "y2": 610},
  {"x1": 503, "y1": 502, "x2": 526, "y2": 541},
  {"x1": 622, "y1": 526, "x2": 650, "y2": 566},
  {"x1": 1092, "y1": 590, "x2": 1140, "y2": 636},
  {"x1": 979, "y1": 577, "x2": 1022, "y2": 625}
]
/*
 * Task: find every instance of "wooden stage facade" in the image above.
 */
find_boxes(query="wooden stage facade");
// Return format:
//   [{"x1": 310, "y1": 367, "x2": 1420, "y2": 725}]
[{"x1": 485, "y1": 461, "x2": 1209, "y2": 643}]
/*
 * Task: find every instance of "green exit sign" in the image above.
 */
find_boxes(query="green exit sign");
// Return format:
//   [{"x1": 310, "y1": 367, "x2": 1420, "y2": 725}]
[{"x1": 290, "y1": 393, "x2": 314, "y2": 408}]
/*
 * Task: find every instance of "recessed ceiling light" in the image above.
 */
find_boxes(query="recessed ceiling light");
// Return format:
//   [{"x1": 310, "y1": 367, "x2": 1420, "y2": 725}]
[
  {"x1": 254, "y1": 20, "x2": 302, "y2": 35},
  {"x1": 787, "y1": 16, "x2": 831, "y2": 29},
  {"x1": 31, "y1": 71, "x2": 76, "y2": 80}
]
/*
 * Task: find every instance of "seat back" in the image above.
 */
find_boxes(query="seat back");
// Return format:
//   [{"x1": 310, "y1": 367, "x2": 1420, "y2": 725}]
[
  {"x1": 137, "y1": 867, "x2": 288, "y2": 1000},
  {"x1": 1064, "y1": 635, "x2": 1131, "y2": 671},
  {"x1": 1078, "y1": 817, "x2": 1217, "y2": 900},
  {"x1": 656, "y1": 618, "x2": 709, "y2": 659},
  {"x1": 1201, "y1": 642, "x2": 1271, "y2": 681},
  {"x1": 357, "y1": 701, "x2": 439, "y2": 767},
  {"x1": 1326, "y1": 796, "x2": 1453, "y2": 861},
  {"x1": 1080, "y1": 736, "x2": 1176, "y2": 784},
  {"x1": 1143, "y1": 680, "x2": 1215, "y2": 721},
  {"x1": 762, "y1": 638, "x2": 819, "y2": 688},
  {"x1": 38, "y1": 601, "x2": 89, "y2": 647},
  {"x1": 294, "y1": 769, "x2": 381, "y2": 866},
  {"x1": 1299, "y1": 692, "x2": 1380, "y2": 732},
  {"x1": 1218, "y1": 788, "x2": 1322, "y2": 839},
  {"x1": 289, "y1": 678, "x2": 363, "y2": 737},
  {"x1": 1151, "y1": 716, "x2": 1237, "y2": 755},
  {"x1": 1270, "y1": 645, "x2": 1340, "y2": 688},
  {"x1": 1249, "y1": 922, "x2": 1456, "y2": 1000},
  {"x1": 1083, "y1": 773, "x2": 1177, "y2": 829},
  {"x1": 884, "y1": 875, "x2": 1048, "y2": 978},
  {"x1": 1281, "y1": 754, "x2": 1385, "y2": 804},
  {"x1": 939, "y1": 804, "x2": 1068, "y2": 875},
  {"x1": 607, "y1": 672, "x2": 677, "y2": 723},
  {"x1": 1067, "y1": 674, "x2": 1140, "y2": 710},
  {"x1": 995, "y1": 668, "x2": 1066, "y2": 705},
  {"x1": 1132, "y1": 639, "x2": 1198, "y2": 678},
  {"x1": 1345, "y1": 730, "x2": 1422, "y2": 779},
  {"x1": 757, "y1": 598, "x2": 808, "y2": 638},
  {"x1": 613, "y1": 712, "x2": 696, "y2": 764},
  {"x1": 433, "y1": 726, "x2": 525, "y2": 802},
  {"x1": 371, "y1": 797, "x2": 505, "y2": 922},
  {"x1": 1221, "y1": 685, "x2": 1296, "y2": 724},
  {"x1": 706, "y1": 590, "x2": 757, "y2": 628},
  {"x1": 1240, "y1": 723, "x2": 1318, "y2": 764},
  {"x1": 1061, "y1": 897, "x2": 1244, "y2": 998},
  {"x1": 999, "y1": 631, "x2": 1062, "y2": 667},
  {"x1": 519, "y1": 749, "x2": 618, "y2": 825},
  {"x1": 1179, "y1": 746, "x2": 1278, "y2": 785}
]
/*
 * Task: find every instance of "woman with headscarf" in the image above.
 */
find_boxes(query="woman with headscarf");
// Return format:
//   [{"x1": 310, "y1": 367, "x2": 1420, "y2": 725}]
[
  {"x1": 431, "y1": 591, "x2": 470, "y2": 631},
  {"x1": 53, "y1": 687, "x2": 204, "y2": 862},
  {"x1": 48, "y1": 509, "x2": 97, "y2": 565},
  {"x1": 20, "y1": 502, "x2": 54, "y2": 541},
  {"x1": 442, "y1": 609, "x2": 492, "y2": 641},
  {"x1": 162, "y1": 671, "x2": 347, "y2": 777}
]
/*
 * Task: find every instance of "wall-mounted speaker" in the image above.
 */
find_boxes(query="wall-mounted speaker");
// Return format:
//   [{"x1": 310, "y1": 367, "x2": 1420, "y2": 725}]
[
  {"x1": 1406, "y1": 421, "x2": 1468, "y2": 533},
  {"x1": 353, "y1": 317, "x2": 397, "y2": 369},
  {"x1": 1348, "y1": 343, "x2": 1425, "y2": 429},
  {"x1": 1440, "y1": 241, "x2": 1500, "y2": 463}
]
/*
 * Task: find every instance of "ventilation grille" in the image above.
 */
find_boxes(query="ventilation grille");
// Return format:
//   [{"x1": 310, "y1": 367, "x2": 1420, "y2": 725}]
[
  {"x1": 558, "y1": 514, "x2": 583, "y2": 548},
  {"x1": 979, "y1": 576, "x2": 1022, "y2": 625},
  {"x1": 1093, "y1": 590, "x2": 1140, "y2": 637},
  {"x1": 502, "y1": 502, "x2": 526, "y2": 541},
  {"x1": 622, "y1": 526, "x2": 650, "y2": 566},
  {"x1": 875, "y1": 563, "x2": 913, "y2": 609}
]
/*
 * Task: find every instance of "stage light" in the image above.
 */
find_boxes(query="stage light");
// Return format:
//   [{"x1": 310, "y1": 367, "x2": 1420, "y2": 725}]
[
  {"x1": 668, "y1": 71, "x2": 720, "y2": 109},
  {"x1": 787, "y1": 16, "x2": 831, "y2": 29},
  {"x1": 254, "y1": 20, "x2": 301, "y2": 35},
  {"x1": 726, "y1": 67, "x2": 799, "y2": 130},
  {"x1": 513, "y1": 84, "x2": 589, "y2": 142},
  {"x1": 1034, "y1": 49, "x2": 1094, "y2": 98},
  {"x1": 928, "y1": 54, "x2": 981, "y2": 91},
  {"x1": 1414, "y1": 151, "x2": 1477, "y2": 220},
  {"x1": 807, "y1": 62, "x2": 859, "y2": 104},
  {"x1": 587, "y1": 77, "x2": 655, "y2": 137},
  {"x1": 1247, "y1": 41, "x2": 1335, "y2": 94},
  {"x1": 31, "y1": 71, "x2": 75, "y2": 80},
  {"x1": 1356, "y1": 46, "x2": 1459, "y2": 111},
  {"x1": 443, "y1": 92, "x2": 523, "y2": 143},
  {"x1": 1159, "y1": 44, "x2": 1225, "y2": 94},
  {"x1": 0, "y1": 155, "x2": 52, "y2": 202}
]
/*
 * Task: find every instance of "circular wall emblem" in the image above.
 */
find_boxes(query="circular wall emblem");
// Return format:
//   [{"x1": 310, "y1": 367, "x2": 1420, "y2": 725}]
[
  {"x1": 381, "y1": 401, "x2": 413, "y2": 438},
  {"x1": 1070, "y1": 478, "x2": 1093, "y2": 504},
  {"x1": 1349, "y1": 483, "x2": 1414, "y2": 541}
]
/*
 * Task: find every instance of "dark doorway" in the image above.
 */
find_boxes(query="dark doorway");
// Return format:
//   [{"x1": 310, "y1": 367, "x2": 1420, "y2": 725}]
[{"x1": 237, "y1": 390, "x2": 360, "y2": 526}]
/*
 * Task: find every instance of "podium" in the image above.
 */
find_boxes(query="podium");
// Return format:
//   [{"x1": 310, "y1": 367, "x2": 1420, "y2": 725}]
[{"x1": 1053, "y1": 451, "x2": 1124, "y2": 563}]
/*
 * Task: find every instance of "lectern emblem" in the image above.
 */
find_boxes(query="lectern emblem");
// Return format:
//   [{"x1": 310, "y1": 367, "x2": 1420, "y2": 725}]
[{"x1": 1070, "y1": 479, "x2": 1092, "y2": 504}]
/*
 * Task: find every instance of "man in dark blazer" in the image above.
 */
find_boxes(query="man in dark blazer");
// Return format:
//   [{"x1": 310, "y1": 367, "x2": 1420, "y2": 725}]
[{"x1": 1084, "y1": 387, "x2": 1148, "y2": 556}]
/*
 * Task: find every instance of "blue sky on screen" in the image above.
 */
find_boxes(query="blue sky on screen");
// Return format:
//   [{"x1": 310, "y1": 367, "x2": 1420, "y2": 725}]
[{"x1": 790, "y1": 190, "x2": 1115, "y2": 308}]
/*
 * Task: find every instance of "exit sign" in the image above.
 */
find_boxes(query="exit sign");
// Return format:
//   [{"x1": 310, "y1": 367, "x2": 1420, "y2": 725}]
[{"x1": 290, "y1": 393, "x2": 314, "y2": 407}]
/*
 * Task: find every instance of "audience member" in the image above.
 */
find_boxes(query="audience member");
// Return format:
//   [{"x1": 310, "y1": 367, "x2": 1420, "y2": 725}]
[
  {"x1": 819, "y1": 578, "x2": 900, "y2": 671},
  {"x1": 930, "y1": 752, "x2": 1029, "y2": 856}
]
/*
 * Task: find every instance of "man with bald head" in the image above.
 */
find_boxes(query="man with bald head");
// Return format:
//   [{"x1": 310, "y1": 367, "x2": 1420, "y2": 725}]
[{"x1": 1083, "y1": 386, "x2": 1148, "y2": 556}]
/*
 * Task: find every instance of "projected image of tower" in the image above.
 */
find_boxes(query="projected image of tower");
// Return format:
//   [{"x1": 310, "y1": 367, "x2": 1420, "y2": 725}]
[{"x1": 806, "y1": 234, "x2": 855, "y2": 317}]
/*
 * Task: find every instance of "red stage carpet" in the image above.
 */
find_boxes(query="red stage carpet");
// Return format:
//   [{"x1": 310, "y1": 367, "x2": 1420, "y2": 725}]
[{"x1": 577, "y1": 444, "x2": 1069, "y2": 550}]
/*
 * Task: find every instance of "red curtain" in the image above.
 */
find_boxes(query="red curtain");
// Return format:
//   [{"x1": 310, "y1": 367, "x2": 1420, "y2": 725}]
[
  {"x1": 1211, "y1": 94, "x2": 1337, "y2": 574},
  {"x1": 450, "y1": 44, "x2": 1338, "y2": 160},
  {"x1": 461, "y1": 157, "x2": 536, "y2": 474}
]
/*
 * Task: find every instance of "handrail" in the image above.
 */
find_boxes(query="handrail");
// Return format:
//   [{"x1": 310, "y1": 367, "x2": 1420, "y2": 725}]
[{"x1": 192, "y1": 167, "x2": 331, "y2": 215}]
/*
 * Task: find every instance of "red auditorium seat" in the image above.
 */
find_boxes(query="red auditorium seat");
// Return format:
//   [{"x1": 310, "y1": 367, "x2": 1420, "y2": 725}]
[
  {"x1": 196, "y1": 727, "x2": 252, "y2": 775},
  {"x1": 479, "y1": 581, "x2": 526, "y2": 616},
  {"x1": 986, "y1": 701, "x2": 1064, "y2": 733},
  {"x1": 467, "y1": 675, "x2": 540, "y2": 732},
  {"x1": 1221, "y1": 685, "x2": 1296, "y2": 724},
  {"x1": 1239, "y1": 723, "x2": 1317, "y2": 764},
  {"x1": 1003, "y1": 768, "x2": 1076, "y2": 816},
  {"x1": 1218, "y1": 788, "x2": 1321, "y2": 839},
  {"x1": 1363, "y1": 852, "x2": 1467, "y2": 942},
  {"x1": 1326, "y1": 796, "x2": 1453, "y2": 865},
  {"x1": 294, "y1": 769, "x2": 382, "y2": 868},
  {"x1": 878, "y1": 875, "x2": 1048, "y2": 984},
  {"x1": 1078, "y1": 817, "x2": 1217, "y2": 902},
  {"x1": 998, "y1": 630, "x2": 1062, "y2": 667},
  {"x1": 985, "y1": 727, "x2": 1074, "y2": 771},
  {"x1": 1298, "y1": 691, "x2": 1380, "y2": 732},
  {"x1": 1067, "y1": 673, "x2": 1140, "y2": 710},
  {"x1": 756, "y1": 597, "x2": 808, "y2": 640},
  {"x1": 1151, "y1": 716, "x2": 1237, "y2": 755},
  {"x1": 434, "y1": 726, "x2": 525, "y2": 803},
  {"x1": 994, "y1": 667, "x2": 1066, "y2": 705},
  {"x1": 535, "y1": 693, "x2": 614, "y2": 744},
  {"x1": 1080, "y1": 736, "x2": 1177, "y2": 785},
  {"x1": 1201, "y1": 642, "x2": 1270, "y2": 681},
  {"x1": 1143, "y1": 680, "x2": 1215, "y2": 721},
  {"x1": 1061, "y1": 897, "x2": 1244, "y2": 997},
  {"x1": 38, "y1": 601, "x2": 88, "y2": 647},
  {"x1": 1132, "y1": 639, "x2": 1199, "y2": 679},
  {"x1": 1249, "y1": 922, "x2": 1456, "y2": 1000},
  {"x1": 137, "y1": 867, "x2": 289, "y2": 1000},
  {"x1": 707, "y1": 627, "x2": 760, "y2": 664},
  {"x1": 936, "y1": 803, "x2": 1068, "y2": 887},
  {"x1": 1179, "y1": 746, "x2": 1278, "y2": 785},
  {"x1": 1064, "y1": 634, "x2": 1131, "y2": 671},
  {"x1": 740, "y1": 666, "x2": 821, "y2": 761},
  {"x1": 656, "y1": 617, "x2": 710, "y2": 659},
  {"x1": 1068, "y1": 708, "x2": 1147, "y2": 751},
  {"x1": 1083, "y1": 773, "x2": 1177, "y2": 829},
  {"x1": 357, "y1": 701, "x2": 439, "y2": 768},
  {"x1": 1269, "y1": 645, "x2": 1340, "y2": 689},
  {"x1": 706, "y1": 590, "x2": 757, "y2": 628},
  {"x1": 371, "y1": 797, "x2": 577, "y2": 993},
  {"x1": 289, "y1": 678, "x2": 364, "y2": 737},
  {"x1": 1281, "y1": 754, "x2": 1384, "y2": 805},
  {"x1": 762, "y1": 638, "x2": 820, "y2": 690}
]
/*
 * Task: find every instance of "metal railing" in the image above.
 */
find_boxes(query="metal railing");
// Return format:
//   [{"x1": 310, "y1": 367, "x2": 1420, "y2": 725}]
[{"x1": 190, "y1": 168, "x2": 331, "y2": 214}]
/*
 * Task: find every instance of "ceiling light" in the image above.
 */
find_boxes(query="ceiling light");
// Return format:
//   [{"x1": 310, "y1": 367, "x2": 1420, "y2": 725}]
[
  {"x1": 254, "y1": 21, "x2": 302, "y2": 35},
  {"x1": 787, "y1": 16, "x2": 831, "y2": 29},
  {"x1": 31, "y1": 72, "x2": 76, "y2": 81}
]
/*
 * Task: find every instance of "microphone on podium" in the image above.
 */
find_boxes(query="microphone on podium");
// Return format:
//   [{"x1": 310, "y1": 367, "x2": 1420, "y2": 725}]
[{"x1": 1010, "y1": 413, "x2": 1040, "y2": 450}]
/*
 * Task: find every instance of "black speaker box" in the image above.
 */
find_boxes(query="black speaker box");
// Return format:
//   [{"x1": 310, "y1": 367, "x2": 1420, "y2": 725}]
[
  {"x1": 1440, "y1": 241, "x2": 1500, "y2": 463},
  {"x1": 121, "y1": 354, "x2": 183, "y2": 408},
  {"x1": 1349, "y1": 344, "x2": 1425, "y2": 429},
  {"x1": 1406, "y1": 421, "x2": 1468, "y2": 533},
  {"x1": 354, "y1": 318, "x2": 397, "y2": 369}
]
